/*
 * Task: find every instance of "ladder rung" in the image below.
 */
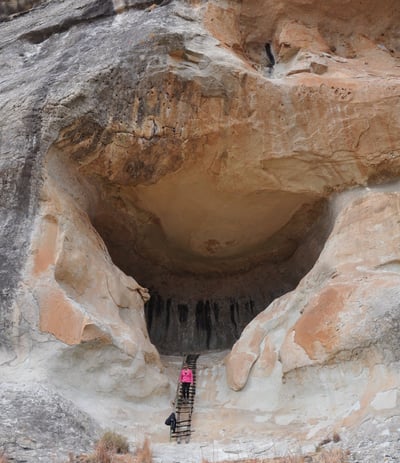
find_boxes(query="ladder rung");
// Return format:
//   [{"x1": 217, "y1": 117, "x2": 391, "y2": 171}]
[{"x1": 171, "y1": 431, "x2": 194, "y2": 436}]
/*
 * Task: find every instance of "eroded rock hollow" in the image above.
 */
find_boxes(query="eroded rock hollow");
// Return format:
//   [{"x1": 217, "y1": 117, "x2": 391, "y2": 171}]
[
  {"x1": 40, "y1": 0, "x2": 400, "y2": 355},
  {"x1": 48, "y1": 143, "x2": 330, "y2": 354}
]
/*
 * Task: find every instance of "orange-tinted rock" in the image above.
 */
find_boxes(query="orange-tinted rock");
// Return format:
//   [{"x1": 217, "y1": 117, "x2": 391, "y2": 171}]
[
  {"x1": 33, "y1": 215, "x2": 59, "y2": 275},
  {"x1": 275, "y1": 20, "x2": 330, "y2": 61},
  {"x1": 292, "y1": 285, "x2": 352, "y2": 360},
  {"x1": 28, "y1": 177, "x2": 161, "y2": 366},
  {"x1": 38, "y1": 285, "x2": 87, "y2": 345}
]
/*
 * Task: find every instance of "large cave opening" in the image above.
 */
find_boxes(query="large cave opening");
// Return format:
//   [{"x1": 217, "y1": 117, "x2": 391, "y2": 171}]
[
  {"x1": 47, "y1": 142, "x2": 333, "y2": 356},
  {"x1": 47, "y1": 64, "x2": 339, "y2": 356},
  {"x1": 88, "y1": 179, "x2": 332, "y2": 355},
  {"x1": 39, "y1": 0, "x2": 400, "y2": 360}
]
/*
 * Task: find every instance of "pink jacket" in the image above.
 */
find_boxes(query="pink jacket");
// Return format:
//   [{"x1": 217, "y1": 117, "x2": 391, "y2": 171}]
[{"x1": 180, "y1": 368, "x2": 193, "y2": 384}]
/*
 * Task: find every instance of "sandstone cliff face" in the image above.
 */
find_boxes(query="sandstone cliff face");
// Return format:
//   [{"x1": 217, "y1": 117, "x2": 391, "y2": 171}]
[
  {"x1": 1, "y1": 0, "x2": 400, "y2": 460},
  {"x1": 225, "y1": 188, "x2": 400, "y2": 425}
]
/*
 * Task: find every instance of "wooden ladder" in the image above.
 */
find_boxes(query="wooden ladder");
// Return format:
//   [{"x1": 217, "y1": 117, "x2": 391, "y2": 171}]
[{"x1": 170, "y1": 354, "x2": 199, "y2": 444}]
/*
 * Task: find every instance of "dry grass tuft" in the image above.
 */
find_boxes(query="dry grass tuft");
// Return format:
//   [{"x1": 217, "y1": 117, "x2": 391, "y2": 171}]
[
  {"x1": 90, "y1": 430, "x2": 130, "y2": 463},
  {"x1": 133, "y1": 438, "x2": 152, "y2": 463},
  {"x1": 93, "y1": 439, "x2": 110, "y2": 463},
  {"x1": 314, "y1": 448, "x2": 349, "y2": 463},
  {"x1": 95, "y1": 438, "x2": 151, "y2": 463},
  {"x1": 69, "y1": 436, "x2": 152, "y2": 463},
  {"x1": 98, "y1": 431, "x2": 130, "y2": 455},
  {"x1": 109, "y1": 454, "x2": 138, "y2": 462},
  {"x1": 68, "y1": 431, "x2": 132, "y2": 463}
]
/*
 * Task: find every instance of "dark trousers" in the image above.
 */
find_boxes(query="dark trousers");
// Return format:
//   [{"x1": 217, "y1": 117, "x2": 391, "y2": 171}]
[
  {"x1": 182, "y1": 382, "x2": 190, "y2": 399},
  {"x1": 170, "y1": 416, "x2": 176, "y2": 432}
]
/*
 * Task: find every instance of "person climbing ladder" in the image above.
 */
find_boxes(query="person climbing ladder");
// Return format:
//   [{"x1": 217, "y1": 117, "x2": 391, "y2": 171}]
[
  {"x1": 172, "y1": 355, "x2": 199, "y2": 444},
  {"x1": 179, "y1": 363, "x2": 193, "y2": 403}
]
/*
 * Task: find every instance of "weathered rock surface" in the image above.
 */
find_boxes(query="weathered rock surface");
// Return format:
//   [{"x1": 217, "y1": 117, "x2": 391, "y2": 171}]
[
  {"x1": 223, "y1": 188, "x2": 400, "y2": 462},
  {"x1": 1, "y1": 0, "x2": 400, "y2": 461},
  {"x1": 226, "y1": 188, "x2": 400, "y2": 389},
  {"x1": 0, "y1": 383, "x2": 100, "y2": 462}
]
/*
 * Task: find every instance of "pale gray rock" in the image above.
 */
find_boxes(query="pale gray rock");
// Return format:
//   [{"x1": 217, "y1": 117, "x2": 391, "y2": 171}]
[
  {"x1": 344, "y1": 414, "x2": 400, "y2": 463},
  {"x1": 0, "y1": 383, "x2": 100, "y2": 462}
]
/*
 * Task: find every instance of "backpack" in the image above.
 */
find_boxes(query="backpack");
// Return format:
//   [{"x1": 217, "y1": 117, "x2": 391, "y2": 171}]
[{"x1": 165, "y1": 412, "x2": 176, "y2": 426}]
